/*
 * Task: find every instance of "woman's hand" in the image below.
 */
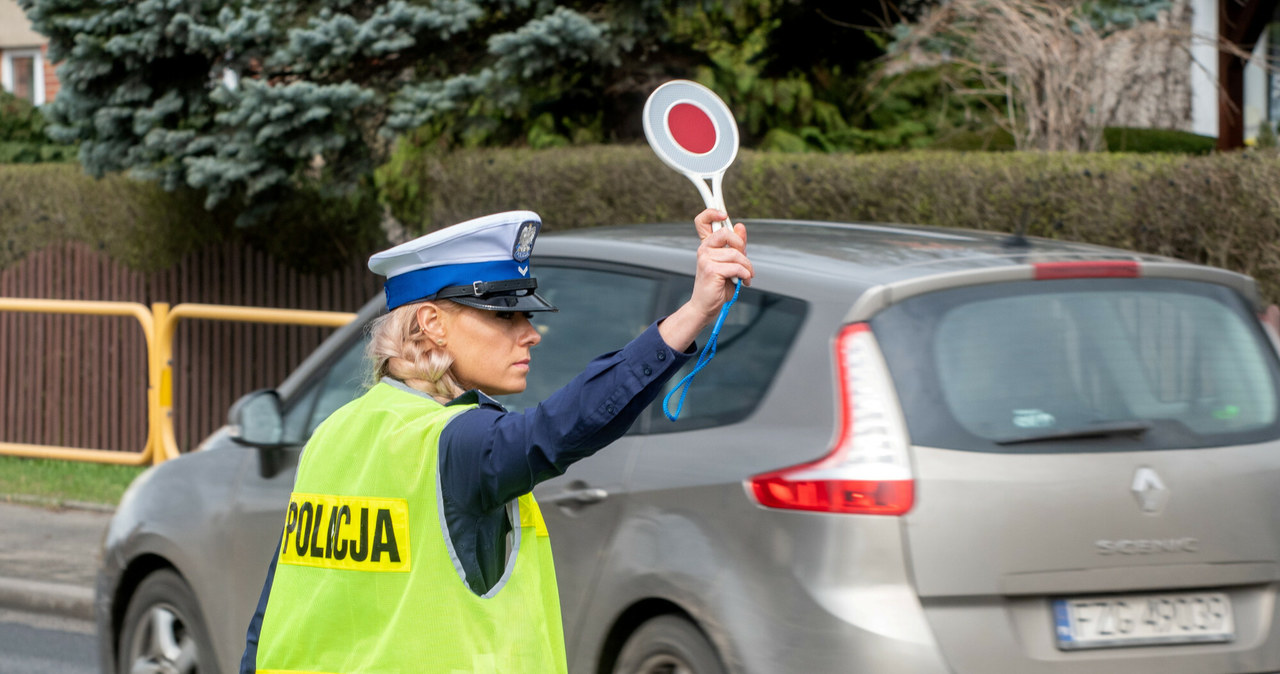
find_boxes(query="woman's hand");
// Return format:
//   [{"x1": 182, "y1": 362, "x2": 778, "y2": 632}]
[{"x1": 658, "y1": 208, "x2": 754, "y2": 351}]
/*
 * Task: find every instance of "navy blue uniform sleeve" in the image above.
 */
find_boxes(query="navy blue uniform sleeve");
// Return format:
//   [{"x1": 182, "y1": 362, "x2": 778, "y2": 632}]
[{"x1": 440, "y1": 320, "x2": 693, "y2": 513}]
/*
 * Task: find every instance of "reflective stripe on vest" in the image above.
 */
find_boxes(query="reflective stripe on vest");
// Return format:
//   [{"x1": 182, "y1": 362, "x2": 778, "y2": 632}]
[{"x1": 255, "y1": 382, "x2": 568, "y2": 674}]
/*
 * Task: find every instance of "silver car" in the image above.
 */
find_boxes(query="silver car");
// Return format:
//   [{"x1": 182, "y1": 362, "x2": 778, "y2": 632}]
[{"x1": 97, "y1": 219, "x2": 1280, "y2": 674}]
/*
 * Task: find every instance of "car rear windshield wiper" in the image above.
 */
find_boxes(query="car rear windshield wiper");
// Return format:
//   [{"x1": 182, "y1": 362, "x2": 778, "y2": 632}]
[{"x1": 995, "y1": 420, "x2": 1152, "y2": 446}]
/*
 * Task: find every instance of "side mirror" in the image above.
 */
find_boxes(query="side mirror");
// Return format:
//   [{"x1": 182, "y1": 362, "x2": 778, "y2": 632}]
[{"x1": 228, "y1": 389, "x2": 285, "y2": 447}]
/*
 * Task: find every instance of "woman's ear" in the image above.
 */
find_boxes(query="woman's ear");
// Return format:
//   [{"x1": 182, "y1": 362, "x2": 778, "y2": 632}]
[{"x1": 415, "y1": 302, "x2": 448, "y2": 345}]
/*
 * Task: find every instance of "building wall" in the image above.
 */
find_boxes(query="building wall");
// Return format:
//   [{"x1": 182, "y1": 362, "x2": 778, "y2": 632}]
[
  {"x1": 0, "y1": 0, "x2": 41, "y2": 47},
  {"x1": 1190, "y1": 0, "x2": 1220, "y2": 136},
  {"x1": 39, "y1": 43, "x2": 56, "y2": 101},
  {"x1": 1245, "y1": 30, "x2": 1269, "y2": 139},
  {"x1": 0, "y1": 0, "x2": 57, "y2": 104}
]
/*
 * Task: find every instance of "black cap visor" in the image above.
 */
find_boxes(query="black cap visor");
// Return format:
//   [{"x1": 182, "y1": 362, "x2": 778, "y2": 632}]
[
  {"x1": 450, "y1": 291, "x2": 557, "y2": 312},
  {"x1": 431, "y1": 278, "x2": 557, "y2": 312}
]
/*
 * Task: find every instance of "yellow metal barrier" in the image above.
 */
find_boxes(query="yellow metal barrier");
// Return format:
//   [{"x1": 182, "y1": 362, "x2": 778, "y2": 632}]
[
  {"x1": 154, "y1": 304, "x2": 357, "y2": 461},
  {"x1": 0, "y1": 298, "x2": 159, "y2": 466},
  {"x1": 1, "y1": 299, "x2": 356, "y2": 465}
]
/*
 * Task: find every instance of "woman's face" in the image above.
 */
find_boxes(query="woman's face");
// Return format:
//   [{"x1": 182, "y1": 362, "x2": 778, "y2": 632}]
[{"x1": 443, "y1": 304, "x2": 542, "y2": 396}]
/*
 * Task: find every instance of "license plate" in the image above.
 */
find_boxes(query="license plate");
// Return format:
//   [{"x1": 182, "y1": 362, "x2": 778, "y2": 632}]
[{"x1": 1053, "y1": 592, "x2": 1235, "y2": 650}]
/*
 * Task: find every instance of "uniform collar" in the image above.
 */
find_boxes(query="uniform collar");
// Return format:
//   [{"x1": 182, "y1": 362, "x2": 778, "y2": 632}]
[{"x1": 447, "y1": 389, "x2": 506, "y2": 411}]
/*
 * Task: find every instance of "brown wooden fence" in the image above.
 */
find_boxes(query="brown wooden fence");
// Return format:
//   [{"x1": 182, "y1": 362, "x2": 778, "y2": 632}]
[{"x1": 0, "y1": 241, "x2": 382, "y2": 456}]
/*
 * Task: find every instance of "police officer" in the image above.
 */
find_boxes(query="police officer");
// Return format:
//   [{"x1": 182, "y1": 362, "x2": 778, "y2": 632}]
[{"x1": 241, "y1": 208, "x2": 751, "y2": 673}]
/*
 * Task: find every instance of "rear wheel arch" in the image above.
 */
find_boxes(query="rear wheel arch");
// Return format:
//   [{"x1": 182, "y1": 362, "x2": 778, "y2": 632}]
[
  {"x1": 597, "y1": 599, "x2": 726, "y2": 674},
  {"x1": 110, "y1": 554, "x2": 174, "y2": 650},
  {"x1": 108, "y1": 555, "x2": 219, "y2": 673},
  {"x1": 115, "y1": 566, "x2": 220, "y2": 674}
]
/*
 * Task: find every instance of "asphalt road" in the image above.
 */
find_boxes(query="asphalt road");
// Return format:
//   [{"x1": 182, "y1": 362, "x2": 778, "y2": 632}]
[{"x1": 0, "y1": 608, "x2": 96, "y2": 674}]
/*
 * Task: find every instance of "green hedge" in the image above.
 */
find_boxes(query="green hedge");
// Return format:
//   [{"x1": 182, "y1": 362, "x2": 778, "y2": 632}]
[
  {"x1": 7, "y1": 148, "x2": 1280, "y2": 302},
  {"x1": 0, "y1": 142, "x2": 77, "y2": 164},
  {"x1": 0, "y1": 90, "x2": 76, "y2": 164},
  {"x1": 0, "y1": 163, "x2": 225, "y2": 271},
  {"x1": 1103, "y1": 127, "x2": 1217, "y2": 155},
  {"x1": 386, "y1": 146, "x2": 1280, "y2": 301},
  {"x1": 0, "y1": 164, "x2": 382, "y2": 273}
]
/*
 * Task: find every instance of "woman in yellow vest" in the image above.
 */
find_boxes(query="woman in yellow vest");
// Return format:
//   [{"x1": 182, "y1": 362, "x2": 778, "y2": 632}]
[{"x1": 241, "y1": 208, "x2": 751, "y2": 674}]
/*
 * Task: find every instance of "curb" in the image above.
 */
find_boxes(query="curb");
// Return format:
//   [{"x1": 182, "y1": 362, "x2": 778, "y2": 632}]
[
  {"x1": 0, "y1": 576, "x2": 93, "y2": 621},
  {"x1": 0, "y1": 493, "x2": 115, "y2": 513}
]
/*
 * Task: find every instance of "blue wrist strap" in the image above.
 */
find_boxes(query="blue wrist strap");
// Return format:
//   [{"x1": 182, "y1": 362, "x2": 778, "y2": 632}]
[{"x1": 663, "y1": 278, "x2": 742, "y2": 422}]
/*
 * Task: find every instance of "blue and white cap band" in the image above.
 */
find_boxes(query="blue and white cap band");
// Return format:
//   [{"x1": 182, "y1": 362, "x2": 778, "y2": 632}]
[{"x1": 369, "y1": 211, "x2": 555, "y2": 311}]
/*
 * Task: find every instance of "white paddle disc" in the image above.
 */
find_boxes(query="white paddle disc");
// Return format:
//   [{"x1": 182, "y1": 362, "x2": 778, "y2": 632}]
[{"x1": 642, "y1": 80, "x2": 740, "y2": 230}]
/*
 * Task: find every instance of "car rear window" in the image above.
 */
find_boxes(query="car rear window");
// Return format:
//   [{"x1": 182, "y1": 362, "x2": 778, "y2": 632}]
[{"x1": 873, "y1": 278, "x2": 1280, "y2": 452}]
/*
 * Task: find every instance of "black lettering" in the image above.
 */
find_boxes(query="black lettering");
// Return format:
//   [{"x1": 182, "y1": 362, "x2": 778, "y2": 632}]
[
  {"x1": 348, "y1": 508, "x2": 369, "y2": 562},
  {"x1": 295, "y1": 502, "x2": 313, "y2": 556},
  {"x1": 371, "y1": 508, "x2": 400, "y2": 563},
  {"x1": 309, "y1": 504, "x2": 326, "y2": 558},
  {"x1": 285, "y1": 502, "x2": 298, "y2": 536},
  {"x1": 331, "y1": 505, "x2": 350, "y2": 561}
]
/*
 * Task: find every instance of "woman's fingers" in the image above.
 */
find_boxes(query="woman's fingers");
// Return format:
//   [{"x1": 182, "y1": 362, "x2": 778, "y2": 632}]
[
  {"x1": 699, "y1": 250, "x2": 753, "y2": 287},
  {"x1": 701, "y1": 224, "x2": 746, "y2": 253},
  {"x1": 693, "y1": 208, "x2": 734, "y2": 241},
  {"x1": 696, "y1": 230, "x2": 753, "y2": 294}
]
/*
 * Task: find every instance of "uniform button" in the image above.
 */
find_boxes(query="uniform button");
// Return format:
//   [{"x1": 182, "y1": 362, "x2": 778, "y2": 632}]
[
  {"x1": 606, "y1": 405, "x2": 616, "y2": 414},
  {"x1": 657, "y1": 351, "x2": 666, "y2": 361},
  {"x1": 643, "y1": 366, "x2": 652, "y2": 376}
]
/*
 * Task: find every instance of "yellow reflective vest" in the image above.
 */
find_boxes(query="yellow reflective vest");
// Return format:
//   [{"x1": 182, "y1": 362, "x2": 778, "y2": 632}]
[{"x1": 255, "y1": 381, "x2": 568, "y2": 674}]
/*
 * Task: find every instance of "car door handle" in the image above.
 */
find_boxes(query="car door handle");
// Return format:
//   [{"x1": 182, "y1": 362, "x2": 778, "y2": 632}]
[{"x1": 541, "y1": 487, "x2": 609, "y2": 506}]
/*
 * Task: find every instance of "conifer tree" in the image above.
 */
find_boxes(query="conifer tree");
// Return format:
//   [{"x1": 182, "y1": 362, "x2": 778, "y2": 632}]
[{"x1": 18, "y1": 0, "x2": 682, "y2": 220}]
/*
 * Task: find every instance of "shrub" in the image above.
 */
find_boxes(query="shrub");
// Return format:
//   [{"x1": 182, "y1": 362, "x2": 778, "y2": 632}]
[
  {"x1": 394, "y1": 147, "x2": 1280, "y2": 302},
  {"x1": 0, "y1": 91, "x2": 76, "y2": 163},
  {"x1": 0, "y1": 91, "x2": 46, "y2": 144},
  {"x1": 1103, "y1": 127, "x2": 1216, "y2": 154},
  {"x1": 1257, "y1": 121, "x2": 1278, "y2": 149},
  {"x1": 0, "y1": 164, "x2": 381, "y2": 273},
  {"x1": 10, "y1": 148, "x2": 1280, "y2": 304}
]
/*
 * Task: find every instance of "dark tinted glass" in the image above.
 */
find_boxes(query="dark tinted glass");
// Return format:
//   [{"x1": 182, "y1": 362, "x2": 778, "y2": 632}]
[
  {"x1": 495, "y1": 265, "x2": 661, "y2": 412},
  {"x1": 651, "y1": 286, "x2": 806, "y2": 432},
  {"x1": 874, "y1": 278, "x2": 1280, "y2": 452},
  {"x1": 282, "y1": 337, "x2": 369, "y2": 443}
]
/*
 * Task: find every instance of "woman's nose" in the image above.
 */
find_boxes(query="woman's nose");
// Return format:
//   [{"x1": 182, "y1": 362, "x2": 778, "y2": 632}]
[{"x1": 518, "y1": 316, "x2": 541, "y2": 346}]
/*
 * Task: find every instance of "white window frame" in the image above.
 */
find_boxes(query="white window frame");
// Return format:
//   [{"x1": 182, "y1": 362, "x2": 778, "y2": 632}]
[{"x1": 1, "y1": 47, "x2": 46, "y2": 105}]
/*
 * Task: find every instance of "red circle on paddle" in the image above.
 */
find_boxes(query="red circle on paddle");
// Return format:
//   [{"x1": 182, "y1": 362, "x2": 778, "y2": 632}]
[{"x1": 667, "y1": 103, "x2": 717, "y2": 154}]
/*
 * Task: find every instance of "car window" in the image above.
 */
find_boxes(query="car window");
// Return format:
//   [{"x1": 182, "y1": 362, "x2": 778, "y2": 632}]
[
  {"x1": 282, "y1": 336, "x2": 370, "y2": 443},
  {"x1": 495, "y1": 264, "x2": 662, "y2": 412},
  {"x1": 873, "y1": 278, "x2": 1280, "y2": 452},
  {"x1": 651, "y1": 286, "x2": 807, "y2": 432}
]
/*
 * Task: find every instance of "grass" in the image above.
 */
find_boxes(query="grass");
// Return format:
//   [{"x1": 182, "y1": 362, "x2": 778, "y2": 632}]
[{"x1": 0, "y1": 455, "x2": 147, "y2": 508}]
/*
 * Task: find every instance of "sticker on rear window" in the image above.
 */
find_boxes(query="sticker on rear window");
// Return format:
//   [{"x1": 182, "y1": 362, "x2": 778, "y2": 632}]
[{"x1": 1013, "y1": 409, "x2": 1055, "y2": 429}]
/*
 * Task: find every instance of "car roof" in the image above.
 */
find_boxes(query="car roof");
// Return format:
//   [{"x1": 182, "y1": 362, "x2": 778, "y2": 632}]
[
  {"x1": 540, "y1": 219, "x2": 1172, "y2": 282},
  {"x1": 537, "y1": 219, "x2": 1260, "y2": 316},
  {"x1": 551, "y1": 218, "x2": 1245, "y2": 276}
]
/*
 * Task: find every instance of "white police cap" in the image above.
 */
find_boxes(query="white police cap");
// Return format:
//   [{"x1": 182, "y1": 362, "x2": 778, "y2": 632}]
[{"x1": 368, "y1": 210, "x2": 557, "y2": 312}]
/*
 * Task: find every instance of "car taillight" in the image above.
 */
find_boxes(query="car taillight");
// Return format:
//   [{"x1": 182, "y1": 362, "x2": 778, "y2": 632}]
[
  {"x1": 1034, "y1": 260, "x2": 1140, "y2": 279},
  {"x1": 748, "y1": 323, "x2": 914, "y2": 515}
]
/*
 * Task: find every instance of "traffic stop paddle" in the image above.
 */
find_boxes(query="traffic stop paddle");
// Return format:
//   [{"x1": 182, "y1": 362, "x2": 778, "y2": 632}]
[
  {"x1": 642, "y1": 79, "x2": 740, "y2": 232},
  {"x1": 642, "y1": 80, "x2": 743, "y2": 421}
]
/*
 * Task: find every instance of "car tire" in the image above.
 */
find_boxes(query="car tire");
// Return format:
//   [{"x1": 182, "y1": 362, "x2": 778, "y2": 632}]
[
  {"x1": 117, "y1": 569, "x2": 217, "y2": 674},
  {"x1": 613, "y1": 614, "x2": 726, "y2": 674}
]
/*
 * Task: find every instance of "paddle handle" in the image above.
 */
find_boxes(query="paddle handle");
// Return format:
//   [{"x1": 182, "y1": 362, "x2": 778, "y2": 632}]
[{"x1": 686, "y1": 172, "x2": 731, "y2": 232}]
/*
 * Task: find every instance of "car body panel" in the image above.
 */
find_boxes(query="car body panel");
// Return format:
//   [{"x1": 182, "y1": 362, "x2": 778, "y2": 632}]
[
  {"x1": 97, "y1": 443, "x2": 252, "y2": 674},
  {"x1": 534, "y1": 434, "x2": 640, "y2": 661},
  {"x1": 905, "y1": 444, "x2": 1280, "y2": 599},
  {"x1": 96, "y1": 220, "x2": 1280, "y2": 674}
]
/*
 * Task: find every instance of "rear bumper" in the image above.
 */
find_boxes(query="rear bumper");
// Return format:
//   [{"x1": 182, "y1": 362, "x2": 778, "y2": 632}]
[{"x1": 920, "y1": 583, "x2": 1280, "y2": 674}]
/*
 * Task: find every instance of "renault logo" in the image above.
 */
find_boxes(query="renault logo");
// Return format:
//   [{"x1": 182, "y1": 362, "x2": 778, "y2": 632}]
[{"x1": 1131, "y1": 467, "x2": 1169, "y2": 514}]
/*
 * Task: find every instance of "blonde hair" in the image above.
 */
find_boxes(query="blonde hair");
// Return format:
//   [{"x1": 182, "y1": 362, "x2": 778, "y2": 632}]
[{"x1": 366, "y1": 301, "x2": 465, "y2": 404}]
